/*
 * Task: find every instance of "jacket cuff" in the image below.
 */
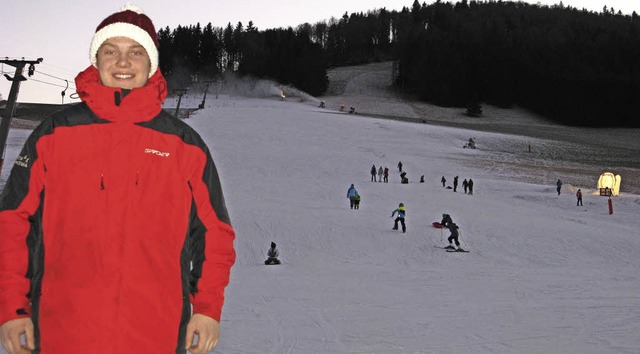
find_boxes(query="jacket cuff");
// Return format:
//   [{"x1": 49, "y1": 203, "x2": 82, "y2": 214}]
[
  {"x1": 191, "y1": 295, "x2": 222, "y2": 323},
  {"x1": 0, "y1": 304, "x2": 31, "y2": 327}
]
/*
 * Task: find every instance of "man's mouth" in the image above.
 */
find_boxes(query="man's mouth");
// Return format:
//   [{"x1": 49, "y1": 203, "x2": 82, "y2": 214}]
[{"x1": 114, "y1": 73, "x2": 134, "y2": 79}]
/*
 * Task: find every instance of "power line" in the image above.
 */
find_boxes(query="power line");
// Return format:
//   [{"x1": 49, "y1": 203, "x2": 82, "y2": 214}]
[
  {"x1": 35, "y1": 70, "x2": 73, "y2": 82},
  {"x1": 26, "y1": 77, "x2": 77, "y2": 90},
  {"x1": 0, "y1": 71, "x2": 77, "y2": 90}
]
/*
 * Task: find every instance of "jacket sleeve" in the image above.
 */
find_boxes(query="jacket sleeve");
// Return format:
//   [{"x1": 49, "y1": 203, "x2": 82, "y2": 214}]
[
  {"x1": 0, "y1": 130, "x2": 47, "y2": 326},
  {"x1": 186, "y1": 143, "x2": 236, "y2": 323}
]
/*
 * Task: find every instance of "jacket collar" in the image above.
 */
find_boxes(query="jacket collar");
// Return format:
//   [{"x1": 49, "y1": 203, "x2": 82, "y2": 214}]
[{"x1": 75, "y1": 65, "x2": 168, "y2": 123}]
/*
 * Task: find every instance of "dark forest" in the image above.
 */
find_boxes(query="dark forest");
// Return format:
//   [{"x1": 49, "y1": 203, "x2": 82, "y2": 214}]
[{"x1": 157, "y1": 0, "x2": 640, "y2": 127}]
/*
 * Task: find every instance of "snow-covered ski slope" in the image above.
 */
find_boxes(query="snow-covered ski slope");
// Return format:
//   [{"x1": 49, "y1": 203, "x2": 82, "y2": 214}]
[
  {"x1": 187, "y1": 96, "x2": 640, "y2": 353},
  {"x1": 2, "y1": 62, "x2": 639, "y2": 353}
]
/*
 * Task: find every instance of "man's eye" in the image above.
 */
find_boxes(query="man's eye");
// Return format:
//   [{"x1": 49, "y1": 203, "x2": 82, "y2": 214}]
[
  {"x1": 131, "y1": 51, "x2": 143, "y2": 56},
  {"x1": 102, "y1": 50, "x2": 116, "y2": 56}
]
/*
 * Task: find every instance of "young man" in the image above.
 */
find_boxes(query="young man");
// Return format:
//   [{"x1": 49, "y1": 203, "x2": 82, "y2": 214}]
[{"x1": 0, "y1": 5, "x2": 235, "y2": 354}]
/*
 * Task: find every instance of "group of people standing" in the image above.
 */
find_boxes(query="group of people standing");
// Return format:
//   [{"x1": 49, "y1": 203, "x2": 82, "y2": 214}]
[
  {"x1": 370, "y1": 164, "x2": 389, "y2": 183},
  {"x1": 441, "y1": 175, "x2": 474, "y2": 194}
]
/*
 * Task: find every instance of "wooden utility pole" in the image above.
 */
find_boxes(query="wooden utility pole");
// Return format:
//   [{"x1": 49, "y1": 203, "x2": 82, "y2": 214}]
[
  {"x1": 0, "y1": 57, "x2": 43, "y2": 177},
  {"x1": 173, "y1": 88, "x2": 188, "y2": 118}
]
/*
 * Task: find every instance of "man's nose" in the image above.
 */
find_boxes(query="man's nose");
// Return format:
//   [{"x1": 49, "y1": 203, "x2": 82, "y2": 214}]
[{"x1": 115, "y1": 53, "x2": 131, "y2": 67}]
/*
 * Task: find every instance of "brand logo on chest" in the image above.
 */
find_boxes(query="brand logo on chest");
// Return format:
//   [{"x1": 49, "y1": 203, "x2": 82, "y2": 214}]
[{"x1": 144, "y1": 148, "x2": 170, "y2": 157}]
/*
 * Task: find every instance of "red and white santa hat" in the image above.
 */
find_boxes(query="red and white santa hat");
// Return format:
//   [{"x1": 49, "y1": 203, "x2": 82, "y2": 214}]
[{"x1": 89, "y1": 3, "x2": 159, "y2": 77}]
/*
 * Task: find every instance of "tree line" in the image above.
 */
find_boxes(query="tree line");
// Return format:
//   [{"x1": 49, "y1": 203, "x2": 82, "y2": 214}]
[{"x1": 158, "y1": 0, "x2": 640, "y2": 127}]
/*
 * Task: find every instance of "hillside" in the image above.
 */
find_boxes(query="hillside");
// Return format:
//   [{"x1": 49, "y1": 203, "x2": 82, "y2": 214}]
[{"x1": 320, "y1": 62, "x2": 640, "y2": 195}]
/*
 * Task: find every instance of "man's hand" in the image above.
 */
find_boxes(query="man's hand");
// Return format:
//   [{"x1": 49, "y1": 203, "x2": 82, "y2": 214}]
[
  {"x1": 0, "y1": 318, "x2": 35, "y2": 354},
  {"x1": 185, "y1": 314, "x2": 220, "y2": 353}
]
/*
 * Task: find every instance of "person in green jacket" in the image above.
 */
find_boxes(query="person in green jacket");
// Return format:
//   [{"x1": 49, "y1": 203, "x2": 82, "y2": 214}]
[{"x1": 391, "y1": 203, "x2": 407, "y2": 233}]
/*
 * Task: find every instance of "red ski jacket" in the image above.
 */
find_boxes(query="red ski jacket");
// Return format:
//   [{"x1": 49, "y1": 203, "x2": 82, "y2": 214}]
[{"x1": 0, "y1": 66, "x2": 236, "y2": 353}]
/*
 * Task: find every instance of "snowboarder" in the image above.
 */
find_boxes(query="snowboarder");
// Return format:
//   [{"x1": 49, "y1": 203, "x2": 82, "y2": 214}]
[
  {"x1": 441, "y1": 213, "x2": 453, "y2": 229},
  {"x1": 447, "y1": 223, "x2": 461, "y2": 249},
  {"x1": 378, "y1": 166, "x2": 384, "y2": 183},
  {"x1": 556, "y1": 179, "x2": 563, "y2": 195},
  {"x1": 371, "y1": 164, "x2": 377, "y2": 182},
  {"x1": 391, "y1": 203, "x2": 407, "y2": 233},
  {"x1": 453, "y1": 176, "x2": 459, "y2": 192},
  {"x1": 398, "y1": 161, "x2": 403, "y2": 172},
  {"x1": 576, "y1": 189, "x2": 583, "y2": 206},
  {"x1": 462, "y1": 179, "x2": 468, "y2": 194},
  {"x1": 265, "y1": 242, "x2": 281, "y2": 265},
  {"x1": 383, "y1": 167, "x2": 389, "y2": 183},
  {"x1": 468, "y1": 178, "x2": 474, "y2": 195},
  {"x1": 420, "y1": 175, "x2": 425, "y2": 183},
  {"x1": 441, "y1": 176, "x2": 446, "y2": 187},
  {"x1": 347, "y1": 184, "x2": 359, "y2": 209}
]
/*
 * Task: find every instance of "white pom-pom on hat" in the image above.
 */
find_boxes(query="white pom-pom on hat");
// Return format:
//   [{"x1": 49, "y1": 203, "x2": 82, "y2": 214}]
[{"x1": 120, "y1": 3, "x2": 144, "y2": 14}]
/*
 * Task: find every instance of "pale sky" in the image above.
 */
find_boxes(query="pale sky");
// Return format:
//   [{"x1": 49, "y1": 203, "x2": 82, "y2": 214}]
[{"x1": 1, "y1": 0, "x2": 638, "y2": 104}]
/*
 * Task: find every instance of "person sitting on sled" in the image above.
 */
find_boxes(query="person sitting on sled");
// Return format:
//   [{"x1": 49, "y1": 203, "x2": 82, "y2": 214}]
[{"x1": 265, "y1": 242, "x2": 281, "y2": 265}]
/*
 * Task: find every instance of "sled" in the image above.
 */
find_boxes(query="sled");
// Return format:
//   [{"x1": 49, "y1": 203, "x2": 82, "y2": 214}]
[{"x1": 432, "y1": 222, "x2": 443, "y2": 228}]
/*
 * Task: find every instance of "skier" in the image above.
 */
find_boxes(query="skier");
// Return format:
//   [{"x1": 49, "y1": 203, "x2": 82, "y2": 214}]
[
  {"x1": 556, "y1": 179, "x2": 563, "y2": 195},
  {"x1": 441, "y1": 176, "x2": 446, "y2": 187},
  {"x1": 347, "y1": 184, "x2": 359, "y2": 209},
  {"x1": 383, "y1": 167, "x2": 389, "y2": 183},
  {"x1": 398, "y1": 161, "x2": 403, "y2": 172},
  {"x1": 441, "y1": 213, "x2": 453, "y2": 229},
  {"x1": 371, "y1": 164, "x2": 377, "y2": 182},
  {"x1": 265, "y1": 242, "x2": 281, "y2": 265},
  {"x1": 420, "y1": 175, "x2": 425, "y2": 183},
  {"x1": 446, "y1": 222, "x2": 462, "y2": 250},
  {"x1": 453, "y1": 176, "x2": 459, "y2": 192},
  {"x1": 462, "y1": 179, "x2": 468, "y2": 194},
  {"x1": 378, "y1": 166, "x2": 384, "y2": 183},
  {"x1": 391, "y1": 203, "x2": 407, "y2": 233},
  {"x1": 468, "y1": 178, "x2": 474, "y2": 195},
  {"x1": 576, "y1": 189, "x2": 583, "y2": 206}
]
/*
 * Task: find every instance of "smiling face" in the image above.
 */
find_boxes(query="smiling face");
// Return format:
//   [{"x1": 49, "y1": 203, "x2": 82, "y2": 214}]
[{"x1": 96, "y1": 36, "x2": 151, "y2": 89}]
